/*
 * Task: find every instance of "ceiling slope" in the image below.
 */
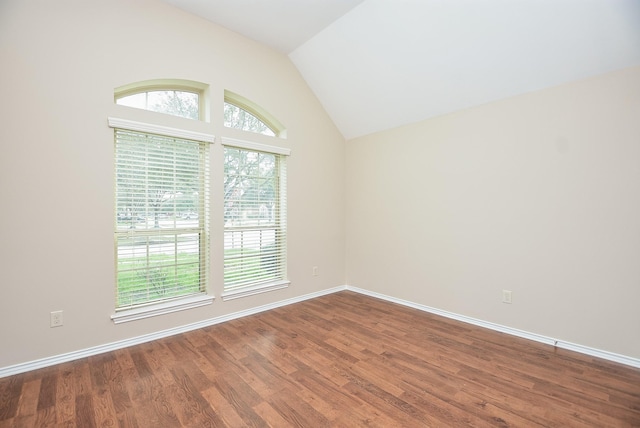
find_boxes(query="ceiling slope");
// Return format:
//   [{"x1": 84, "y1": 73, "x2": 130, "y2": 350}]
[
  {"x1": 163, "y1": 0, "x2": 640, "y2": 140},
  {"x1": 161, "y1": 0, "x2": 365, "y2": 53},
  {"x1": 291, "y1": 0, "x2": 640, "y2": 139}
]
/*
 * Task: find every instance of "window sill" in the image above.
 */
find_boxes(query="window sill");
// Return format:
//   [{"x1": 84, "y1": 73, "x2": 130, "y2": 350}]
[
  {"x1": 222, "y1": 280, "x2": 290, "y2": 301},
  {"x1": 111, "y1": 294, "x2": 214, "y2": 324}
]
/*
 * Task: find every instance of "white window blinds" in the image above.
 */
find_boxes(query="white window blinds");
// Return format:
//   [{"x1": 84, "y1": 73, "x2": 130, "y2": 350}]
[
  {"x1": 114, "y1": 128, "x2": 209, "y2": 310},
  {"x1": 223, "y1": 143, "x2": 288, "y2": 294}
]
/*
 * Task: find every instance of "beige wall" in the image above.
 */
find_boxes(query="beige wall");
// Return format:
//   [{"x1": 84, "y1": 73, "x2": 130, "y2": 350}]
[
  {"x1": 1, "y1": 0, "x2": 638, "y2": 370},
  {"x1": 0, "y1": 0, "x2": 345, "y2": 368},
  {"x1": 346, "y1": 66, "x2": 640, "y2": 359}
]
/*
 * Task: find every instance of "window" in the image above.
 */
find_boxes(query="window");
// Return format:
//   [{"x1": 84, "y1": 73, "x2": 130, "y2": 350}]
[
  {"x1": 224, "y1": 102, "x2": 275, "y2": 136},
  {"x1": 224, "y1": 90, "x2": 286, "y2": 138},
  {"x1": 111, "y1": 118, "x2": 212, "y2": 317},
  {"x1": 115, "y1": 79, "x2": 207, "y2": 120},
  {"x1": 111, "y1": 80, "x2": 289, "y2": 311},
  {"x1": 118, "y1": 90, "x2": 199, "y2": 120},
  {"x1": 223, "y1": 140, "x2": 289, "y2": 299}
]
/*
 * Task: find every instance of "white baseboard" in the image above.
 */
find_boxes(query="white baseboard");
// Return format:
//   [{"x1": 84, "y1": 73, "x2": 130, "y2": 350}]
[
  {"x1": 2, "y1": 283, "x2": 638, "y2": 377},
  {"x1": 346, "y1": 285, "x2": 640, "y2": 369},
  {"x1": 0, "y1": 286, "x2": 346, "y2": 378}
]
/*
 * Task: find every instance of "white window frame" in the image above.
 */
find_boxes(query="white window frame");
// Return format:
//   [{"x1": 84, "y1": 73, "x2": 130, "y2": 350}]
[
  {"x1": 109, "y1": 117, "x2": 215, "y2": 323},
  {"x1": 115, "y1": 79, "x2": 208, "y2": 121},
  {"x1": 221, "y1": 137, "x2": 290, "y2": 301}
]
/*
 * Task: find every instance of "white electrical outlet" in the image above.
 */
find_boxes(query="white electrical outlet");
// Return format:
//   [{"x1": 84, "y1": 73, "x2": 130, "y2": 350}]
[
  {"x1": 50, "y1": 310, "x2": 63, "y2": 327},
  {"x1": 502, "y1": 290, "x2": 512, "y2": 304},
  {"x1": 312, "y1": 266, "x2": 319, "y2": 276}
]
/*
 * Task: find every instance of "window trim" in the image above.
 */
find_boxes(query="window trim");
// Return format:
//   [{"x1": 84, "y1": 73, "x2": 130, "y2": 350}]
[
  {"x1": 220, "y1": 137, "x2": 290, "y2": 156},
  {"x1": 110, "y1": 294, "x2": 214, "y2": 324},
  {"x1": 109, "y1": 117, "x2": 215, "y2": 323},
  {"x1": 108, "y1": 117, "x2": 215, "y2": 143}
]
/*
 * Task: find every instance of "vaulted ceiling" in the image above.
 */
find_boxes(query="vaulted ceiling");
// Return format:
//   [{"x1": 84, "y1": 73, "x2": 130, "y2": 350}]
[{"x1": 163, "y1": 0, "x2": 640, "y2": 140}]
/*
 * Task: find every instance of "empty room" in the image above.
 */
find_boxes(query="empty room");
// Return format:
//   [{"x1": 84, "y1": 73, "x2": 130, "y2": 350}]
[{"x1": 1, "y1": 0, "x2": 639, "y2": 426}]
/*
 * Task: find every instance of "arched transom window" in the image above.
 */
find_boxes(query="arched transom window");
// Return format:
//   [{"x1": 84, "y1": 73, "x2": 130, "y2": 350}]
[
  {"x1": 224, "y1": 90, "x2": 286, "y2": 138},
  {"x1": 115, "y1": 79, "x2": 207, "y2": 121}
]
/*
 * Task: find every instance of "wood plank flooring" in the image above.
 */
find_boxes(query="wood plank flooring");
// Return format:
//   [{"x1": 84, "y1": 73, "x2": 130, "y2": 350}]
[{"x1": 1, "y1": 291, "x2": 639, "y2": 427}]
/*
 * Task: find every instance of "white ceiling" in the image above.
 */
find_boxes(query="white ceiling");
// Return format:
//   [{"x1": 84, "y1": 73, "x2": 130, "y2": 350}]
[
  {"x1": 164, "y1": 0, "x2": 640, "y2": 140},
  {"x1": 162, "y1": 0, "x2": 366, "y2": 53}
]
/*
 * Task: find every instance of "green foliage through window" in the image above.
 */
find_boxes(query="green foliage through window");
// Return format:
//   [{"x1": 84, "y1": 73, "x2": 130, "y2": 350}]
[
  {"x1": 223, "y1": 146, "x2": 286, "y2": 291},
  {"x1": 114, "y1": 129, "x2": 208, "y2": 309}
]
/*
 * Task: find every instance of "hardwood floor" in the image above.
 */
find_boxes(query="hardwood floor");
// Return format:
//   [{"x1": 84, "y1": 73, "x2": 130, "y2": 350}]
[{"x1": 1, "y1": 291, "x2": 639, "y2": 427}]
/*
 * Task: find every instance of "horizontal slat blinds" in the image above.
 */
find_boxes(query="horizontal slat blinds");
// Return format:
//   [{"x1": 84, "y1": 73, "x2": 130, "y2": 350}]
[
  {"x1": 114, "y1": 128, "x2": 209, "y2": 310},
  {"x1": 223, "y1": 146, "x2": 287, "y2": 292}
]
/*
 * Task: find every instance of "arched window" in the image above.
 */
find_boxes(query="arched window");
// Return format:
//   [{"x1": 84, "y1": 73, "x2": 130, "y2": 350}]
[
  {"x1": 221, "y1": 92, "x2": 289, "y2": 299},
  {"x1": 110, "y1": 78, "x2": 213, "y2": 322},
  {"x1": 110, "y1": 80, "x2": 290, "y2": 313},
  {"x1": 224, "y1": 90, "x2": 286, "y2": 138},
  {"x1": 115, "y1": 79, "x2": 208, "y2": 121}
]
